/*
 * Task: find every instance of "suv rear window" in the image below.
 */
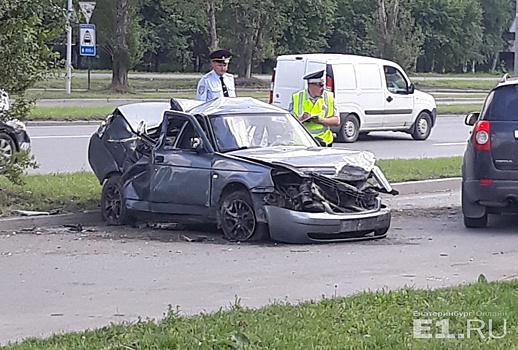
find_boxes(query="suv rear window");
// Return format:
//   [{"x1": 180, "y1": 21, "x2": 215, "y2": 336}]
[{"x1": 482, "y1": 85, "x2": 518, "y2": 121}]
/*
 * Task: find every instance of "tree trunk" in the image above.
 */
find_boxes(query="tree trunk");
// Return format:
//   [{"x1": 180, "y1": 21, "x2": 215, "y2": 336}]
[
  {"x1": 110, "y1": 0, "x2": 130, "y2": 93},
  {"x1": 207, "y1": 0, "x2": 218, "y2": 52},
  {"x1": 491, "y1": 52, "x2": 499, "y2": 72}
]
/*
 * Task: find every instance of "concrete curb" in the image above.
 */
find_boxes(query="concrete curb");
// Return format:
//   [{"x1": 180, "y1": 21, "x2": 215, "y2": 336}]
[{"x1": 0, "y1": 178, "x2": 462, "y2": 232}]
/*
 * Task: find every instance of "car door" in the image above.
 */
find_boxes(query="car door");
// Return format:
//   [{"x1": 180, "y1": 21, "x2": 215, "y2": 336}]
[
  {"x1": 356, "y1": 63, "x2": 385, "y2": 128},
  {"x1": 382, "y1": 65, "x2": 414, "y2": 128},
  {"x1": 149, "y1": 112, "x2": 213, "y2": 216}
]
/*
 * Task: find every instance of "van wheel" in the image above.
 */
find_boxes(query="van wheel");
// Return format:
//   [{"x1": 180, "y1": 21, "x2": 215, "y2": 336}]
[
  {"x1": 411, "y1": 112, "x2": 432, "y2": 140},
  {"x1": 336, "y1": 114, "x2": 359, "y2": 143}
]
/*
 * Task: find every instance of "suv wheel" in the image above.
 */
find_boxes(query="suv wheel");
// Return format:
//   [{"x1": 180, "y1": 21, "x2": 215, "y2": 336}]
[
  {"x1": 411, "y1": 112, "x2": 432, "y2": 140},
  {"x1": 463, "y1": 214, "x2": 488, "y2": 228}
]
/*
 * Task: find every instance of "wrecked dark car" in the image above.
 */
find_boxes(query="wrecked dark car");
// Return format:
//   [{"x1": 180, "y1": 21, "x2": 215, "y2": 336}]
[{"x1": 88, "y1": 97, "x2": 398, "y2": 244}]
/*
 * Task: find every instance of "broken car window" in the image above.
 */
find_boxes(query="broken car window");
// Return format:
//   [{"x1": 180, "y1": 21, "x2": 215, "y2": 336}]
[{"x1": 210, "y1": 113, "x2": 317, "y2": 152}]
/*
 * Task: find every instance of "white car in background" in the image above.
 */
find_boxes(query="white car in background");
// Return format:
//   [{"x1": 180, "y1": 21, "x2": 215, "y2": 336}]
[{"x1": 0, "y1": 89, "x2": 31, "y2": 166}]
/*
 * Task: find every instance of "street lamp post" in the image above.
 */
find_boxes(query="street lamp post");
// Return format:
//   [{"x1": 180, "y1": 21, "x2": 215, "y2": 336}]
[{"x1": 66, "y1": 0, "x2": 73, "y2": 94}]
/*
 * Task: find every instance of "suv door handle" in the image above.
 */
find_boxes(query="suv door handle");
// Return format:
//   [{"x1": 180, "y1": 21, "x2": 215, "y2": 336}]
[
  {"x1": 386, "y1": 96, "x2": 393, "y2": 102},
  {"x1": 155, "y1": 155, "x2": 165, "y2": 163}
]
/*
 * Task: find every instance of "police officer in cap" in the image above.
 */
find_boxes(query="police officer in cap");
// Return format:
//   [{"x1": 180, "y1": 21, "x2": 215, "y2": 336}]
[
  {"x1": 196, "y1": 49, "x2": 236, "y2": 102},
  {"x1": 289, "y1": 70, "x2": 339, "y2": 146}
]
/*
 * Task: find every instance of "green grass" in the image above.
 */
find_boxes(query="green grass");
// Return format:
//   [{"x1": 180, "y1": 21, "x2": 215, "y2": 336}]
[
  {"x1": 378, "y1": 156, "x2": 461, "y2": 182},
  {"x1": 0, "y1": 171, "x2": 100, "y2": 216},
  {"x1": 0, "y1": 157, "x2": 462, "y2": 216},
  {"x1": 4, "y1": 278, "x2": 517, "y2": 349},
  {"x1": 438, "y1": 104, "x2": 482, "y2": 115},
  {"x1": 415, "y1": 80, "x2": 496, "y2": 91}
]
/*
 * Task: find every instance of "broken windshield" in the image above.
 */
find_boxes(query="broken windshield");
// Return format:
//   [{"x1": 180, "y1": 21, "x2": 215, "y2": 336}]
[{"x1": 210, "y1": 113, "x2": 318, "y2": 152}]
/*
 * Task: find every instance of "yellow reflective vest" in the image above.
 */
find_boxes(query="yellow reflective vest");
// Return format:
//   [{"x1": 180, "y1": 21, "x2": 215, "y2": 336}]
[{"x1": 291, "y1": 90, "x2": 334, "y2": 144}]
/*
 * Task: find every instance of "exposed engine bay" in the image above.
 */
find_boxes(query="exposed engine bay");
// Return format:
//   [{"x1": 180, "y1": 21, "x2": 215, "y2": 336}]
[{"x1": 264, "y1": 162, "x2": 398, "y2": 214}]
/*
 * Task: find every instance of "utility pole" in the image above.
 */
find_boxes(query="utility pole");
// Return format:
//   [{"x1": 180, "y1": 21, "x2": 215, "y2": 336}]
[
  {"x1": 515, "y1": 0, "x2": 518, "y2": 76},
  {"x1": 66, "y1": 0, "x2": 73, "y2": 94}
]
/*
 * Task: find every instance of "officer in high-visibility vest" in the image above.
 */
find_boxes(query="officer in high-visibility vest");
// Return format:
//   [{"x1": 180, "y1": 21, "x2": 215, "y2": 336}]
[{"x1": 288, "y1": 70, "x2": 339, "y2": 146}]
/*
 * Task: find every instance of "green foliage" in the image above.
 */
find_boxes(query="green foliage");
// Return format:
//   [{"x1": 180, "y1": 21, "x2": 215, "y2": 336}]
[{"x1": 0, "y1": 1, "x2": 64, "y2": 123}]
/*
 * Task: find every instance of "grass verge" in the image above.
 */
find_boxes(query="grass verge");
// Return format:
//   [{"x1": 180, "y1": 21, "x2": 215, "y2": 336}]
[
  {"x1": 26, "y1": 104, "x2": 481, "y2": 122},
  {"x1": 3, "y1": 278, "x2": 516, "y2": 349},
  {"x1": 0, "y1": 157, "x2": 462, "y2": 216}
]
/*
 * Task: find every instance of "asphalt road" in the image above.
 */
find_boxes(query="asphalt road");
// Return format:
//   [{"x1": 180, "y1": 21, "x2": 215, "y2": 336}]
[
  {"x1": 1, "y1": 191, "x2": 517, "y2": 345},
  {"x1": 27, "y1": 116, "x2": 470, "y2": 174}
]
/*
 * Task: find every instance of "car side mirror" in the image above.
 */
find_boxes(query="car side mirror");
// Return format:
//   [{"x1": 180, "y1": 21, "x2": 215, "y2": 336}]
[
  {"x1": 465, "y1": 112, "x2": 480, "y2": 126},
  {"x1": 190, "y1": 137, "x2": 204, "y2": 152},
  {"x1": 314, "y1": 136, "x2": 327, "y2": 147},
  {"x1": 407, "y1": 83, "x2": 415, "y2": 94}
]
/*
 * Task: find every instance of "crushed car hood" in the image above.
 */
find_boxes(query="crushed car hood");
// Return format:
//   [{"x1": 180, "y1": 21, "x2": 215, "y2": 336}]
[{"x1": 231, "y1": 146, "x2": 376, "y2": 173}]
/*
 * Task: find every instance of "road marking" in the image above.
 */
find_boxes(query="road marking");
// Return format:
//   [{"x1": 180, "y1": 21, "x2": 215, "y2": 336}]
[
  {"x1": 31, "y1": 135, "x2": 91, "y2": 139},
  {"x1": 433, "y1": 142, "x2": 467, "y2": 146}
]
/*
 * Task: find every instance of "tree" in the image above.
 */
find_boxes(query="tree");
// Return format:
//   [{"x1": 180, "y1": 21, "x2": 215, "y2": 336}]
[
  {"x1": 480, "y1": 0, "x2": 515, "y2": 71},
  {"x1": 371, "y1": 0, "x2": 424, "y2": 71},
  {"x1": 326, "y1": 0, "x2": 377, "y2": 56},
  {"x1": 218, "y1": 0, "x2": 280, "y2": 79},
  {"x1": 0, "y1": 1, "x2": 63, "y2": 183},
  {"x1": 93, "y1": 0, "x2": 146, "y2": 92}
]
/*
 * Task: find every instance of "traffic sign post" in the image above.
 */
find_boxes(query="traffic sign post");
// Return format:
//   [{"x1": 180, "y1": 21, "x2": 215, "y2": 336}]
[{"x1": 79, "y1": 24, "x2": 96, "y2": 90}]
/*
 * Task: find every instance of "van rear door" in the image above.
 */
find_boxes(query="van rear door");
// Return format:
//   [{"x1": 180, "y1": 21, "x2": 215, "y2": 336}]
[{"x1": 272, "y1": 58, "x2": 306, "y2": 110}]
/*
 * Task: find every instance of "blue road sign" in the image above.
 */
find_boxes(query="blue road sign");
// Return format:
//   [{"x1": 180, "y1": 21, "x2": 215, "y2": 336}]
[{"x1": 79, "y1": 24, "x2": 96, "y2": 57}]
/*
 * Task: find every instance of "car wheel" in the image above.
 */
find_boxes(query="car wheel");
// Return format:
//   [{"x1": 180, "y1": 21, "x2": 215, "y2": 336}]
[
  {"x1": 219, "y1": 190, "x2": 269, "y2": 242},
  {"x1": 411, "y1": 112, "x2": 432, "y2": 140},
  {"x1": 101, "y1": 175, "x2": 132, "y2": 225},
  {"x1": 463, "y1": 214, "x2": 488, "y2": 228},
  {"x1": 336, "y1": 114, "x2": 359, "y2": 143},
  {"x1": 0, "y1": 133, "x2": 15, "y2": 165}
]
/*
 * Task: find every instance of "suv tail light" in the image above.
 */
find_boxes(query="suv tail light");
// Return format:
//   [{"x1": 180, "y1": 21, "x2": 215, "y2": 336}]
[
  {"x1": 269, "y1": 68, "x2": 276, "y2": 104},
  {"x1": 473, "y1": 120, "x2": 490, "y2": 152}
]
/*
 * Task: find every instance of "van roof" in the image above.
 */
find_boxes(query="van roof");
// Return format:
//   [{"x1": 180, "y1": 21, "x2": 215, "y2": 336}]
[{"x1": 276, "y1": 53, "x2": 399, "y2": 67}]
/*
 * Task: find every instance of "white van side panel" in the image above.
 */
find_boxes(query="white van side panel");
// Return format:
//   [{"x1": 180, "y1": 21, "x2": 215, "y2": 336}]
[
  {"x1": 354, "y1": 63, "x2": 384, "y2": 128},
  {"x1": 305, "y1": 61, "x2": 326, "y2": 77},
  {"x1": 272, "y1": 59, "x2": 306, "y2": 110},
  {"x1": 333, "y1": 63, "x2": 357, "y2": 91}
]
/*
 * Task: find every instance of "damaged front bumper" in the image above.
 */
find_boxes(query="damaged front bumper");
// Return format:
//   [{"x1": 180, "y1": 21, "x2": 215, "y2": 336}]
[{"x1": 264, "y1": 199, "x2": 391, "y2": 244}]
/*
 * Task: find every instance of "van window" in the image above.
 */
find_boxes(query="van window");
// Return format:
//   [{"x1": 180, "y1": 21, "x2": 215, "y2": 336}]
[
  {"x1": 384, "y1": 65, "x2": 408, "y2": 93},
  {"x1": 332, "y1": 63, "x2": 356, "y2": 90},
  {"x1": 276, "y1": 60, "x2": 306, "y2": 89},
  {"x1": 358, "y1": 63, "x2": 382, "y2": 90}
]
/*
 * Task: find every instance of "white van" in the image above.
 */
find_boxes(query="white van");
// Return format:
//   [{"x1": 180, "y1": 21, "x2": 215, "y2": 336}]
[{"x1": 269, "y1": 53, "x2": 437, "y2": 142}]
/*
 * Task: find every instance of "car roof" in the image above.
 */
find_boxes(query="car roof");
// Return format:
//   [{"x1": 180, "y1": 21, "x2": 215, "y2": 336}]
[
  {"x1": 116, "y1": 99, "x2": 204, "y2": 131},
  {"x1": 186, "y1": 97, "x2": 289, "y2": 116},
  {"x1": 493, "y1": 74, "x2": 518, "y2": 89}
]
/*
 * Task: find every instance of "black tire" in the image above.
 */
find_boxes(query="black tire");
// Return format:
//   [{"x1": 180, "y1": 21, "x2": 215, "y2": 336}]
[
  {"x1": 411, "y1": 112, "x2": 432, "y2": 140},
  {"x1": 0, "y1": 133, "x2": 16, "y2": 165},
  {"x1": 101, "y1": 175, "x2": 132, "y2": 225},
  {"x1": 374, "y1": 227, "x2": 389, "y2": 237},
  {"x1": 463, "y1": 215, "x2": 488, "y2": 228},
  {"x1": 219, "y1": 190, "x2": 269, "y2": 242},
  {"x1": 336, "y1": 114, "x2": 359, "y2": 143}
]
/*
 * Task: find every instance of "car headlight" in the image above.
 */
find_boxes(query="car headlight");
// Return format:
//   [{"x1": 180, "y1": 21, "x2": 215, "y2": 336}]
[{"x1": 6, "y1": 119, "x2": 26, "y2": 132}]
